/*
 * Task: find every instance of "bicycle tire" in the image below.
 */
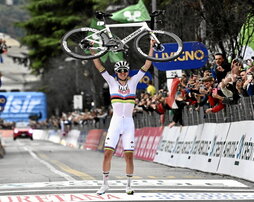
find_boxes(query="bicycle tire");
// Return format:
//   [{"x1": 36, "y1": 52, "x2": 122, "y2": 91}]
[
  {"x1": 134, "y1": 30, "x2": 183, "y2": 62},
  {"x1": 61, "y1": 27, "x2": 108, "y2": 60}
]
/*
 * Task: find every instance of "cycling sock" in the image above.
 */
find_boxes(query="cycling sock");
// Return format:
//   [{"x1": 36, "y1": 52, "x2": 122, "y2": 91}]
[
  {"x1": 103, "y1": 172, "x2": 109, "y2": 185},
  {"x1": 126, "y1": 174, "x2": 133, "y2": 187}
]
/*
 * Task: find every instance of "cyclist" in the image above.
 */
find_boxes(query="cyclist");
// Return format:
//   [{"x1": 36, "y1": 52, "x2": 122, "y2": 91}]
[{"x1": 91, "y1": 40, "x2": 155, "y2": 195}]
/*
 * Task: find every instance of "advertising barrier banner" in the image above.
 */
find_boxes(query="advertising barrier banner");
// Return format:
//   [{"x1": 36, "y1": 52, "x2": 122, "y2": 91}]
[
  {"x1": 217, "y1": 121, "x2": 254, "y2": 181},
  {"x1": 83, "y1": 129, "x2": 105, "y2": 151},
  {"x1": 154, "y1": 126, "x2": 189, "y2": 166},
  {"x1": 134, "y1": 127, "x2": 163, "y2": 161}
]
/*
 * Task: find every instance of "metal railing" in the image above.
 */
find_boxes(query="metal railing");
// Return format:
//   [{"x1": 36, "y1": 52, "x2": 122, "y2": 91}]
[{"x1": 71, "y1": 96, "x2": 254, "y2": 131}]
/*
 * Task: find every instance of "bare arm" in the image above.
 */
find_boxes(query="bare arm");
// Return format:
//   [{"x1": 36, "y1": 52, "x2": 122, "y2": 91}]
[
  {"x1": 141, "y1": 40, "x2": 155, "y2": 72},
  {"x1": 90, "y1": 48, "x2": 106, "y2": 73},
  {"x1": 92, "y1": 57, "x2": 106, "y2": 73}
]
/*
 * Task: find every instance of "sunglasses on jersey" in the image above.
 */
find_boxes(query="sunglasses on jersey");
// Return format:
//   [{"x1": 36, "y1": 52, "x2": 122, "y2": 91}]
[{"x1": 116, "y1": 69, "x2": 129, "y2": 73}]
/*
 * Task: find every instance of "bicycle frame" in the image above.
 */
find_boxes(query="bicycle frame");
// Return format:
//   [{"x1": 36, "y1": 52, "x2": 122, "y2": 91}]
[{"x1": 87, "y1": 21, "x2": 160, "y2": 48}]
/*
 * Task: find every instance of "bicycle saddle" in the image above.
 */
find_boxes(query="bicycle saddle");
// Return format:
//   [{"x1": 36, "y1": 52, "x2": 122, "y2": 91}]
[{"x1": 95, "y1": 11, "x2": 113, "y2": 20}]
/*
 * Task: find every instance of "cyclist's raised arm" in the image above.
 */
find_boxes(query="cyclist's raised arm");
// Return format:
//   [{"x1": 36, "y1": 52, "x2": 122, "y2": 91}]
[
  {"x1": 90, "y1": 49, "x2": 106, "y2": 73},
  {"x1": 92, "y1": 57, "x2": 106, "y2": 73},
  {"x1": 141, "y1": 40, "x2": 155, "y2": 72}
]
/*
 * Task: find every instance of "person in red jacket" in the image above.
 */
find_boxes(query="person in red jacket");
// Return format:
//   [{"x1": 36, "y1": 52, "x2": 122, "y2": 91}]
[{"x1": 202, "y1": 76, "x2": 225, "y2": 113}]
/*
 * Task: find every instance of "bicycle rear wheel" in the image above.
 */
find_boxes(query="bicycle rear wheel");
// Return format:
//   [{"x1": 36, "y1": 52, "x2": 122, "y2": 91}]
[
  {"x1": 61, "y1": 27, "x2": 108, "y2": 60},
  {"x1": 135, "y1": 30, "x2": 183, "y2": 62}
]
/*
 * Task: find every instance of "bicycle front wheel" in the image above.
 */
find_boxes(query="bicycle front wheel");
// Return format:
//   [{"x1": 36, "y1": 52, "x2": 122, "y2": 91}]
[
  {"x1": 135, "y1": 30, "x2": 183, "y2": 62},
  {"x1": 61, "y1": 27, "x2": 108, "y2": 60}
]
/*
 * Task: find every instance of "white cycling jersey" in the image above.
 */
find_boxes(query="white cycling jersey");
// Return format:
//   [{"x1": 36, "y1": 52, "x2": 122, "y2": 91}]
[
  {"x1": 101, "y1": 69, "x2": 146, "y2": 151},
  {"x1": 101, "y1": 70, "x2": 146, "y2": 118}
]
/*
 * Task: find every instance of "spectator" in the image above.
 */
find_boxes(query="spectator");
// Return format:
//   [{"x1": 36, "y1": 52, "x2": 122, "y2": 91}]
[
  {"x1": 146, "y1": 80, "x2": 156, "y2": 96},
  {"x1": 0, "y1": 39, "x2": 7, "y2": 63},
  {"x1": 243, "y1": 71, "x2": 254, "y2": 96},
  {"x1": 168, "y1": 84, "x2": 188, "y2": 128},
  {"x1": 211, "y1": 53, "x2": 231, "y2": 83},
  {"x1": 203, "y1": 76, "x2": 226, "y2": 113},
  {"x1": 219, "y1": 74, "x2": 240, "y2": 104}
]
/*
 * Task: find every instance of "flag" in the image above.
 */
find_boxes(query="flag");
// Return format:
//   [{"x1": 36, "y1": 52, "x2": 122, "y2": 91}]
[
  {"x1": 111, "y1": 0, "x2": 151, "y2": 23},
  {"x1": 240, "y1": 15, "x2": 254, "y2": 60},
  {"x1": 165, "y1": 78, "x2": 180, "y2": 109},
  {"x1": 89, "y1": 19, "x2": 124, "y2": 63}
]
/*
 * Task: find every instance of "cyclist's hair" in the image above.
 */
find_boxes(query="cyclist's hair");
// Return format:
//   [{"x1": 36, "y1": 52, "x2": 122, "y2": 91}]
[{"x1": 114, "y1": 61, "x2": 130, "y2": 72}]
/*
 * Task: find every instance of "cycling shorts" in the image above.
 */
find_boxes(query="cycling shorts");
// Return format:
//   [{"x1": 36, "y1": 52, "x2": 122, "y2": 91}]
[{"x1": 104, "y1": 115, "x2": 135, "y2": 152}]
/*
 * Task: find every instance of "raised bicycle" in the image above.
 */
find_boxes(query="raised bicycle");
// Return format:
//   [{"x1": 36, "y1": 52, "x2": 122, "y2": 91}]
[{"x1": 61, "y1": 11, "x2": 183, "y2": 62}]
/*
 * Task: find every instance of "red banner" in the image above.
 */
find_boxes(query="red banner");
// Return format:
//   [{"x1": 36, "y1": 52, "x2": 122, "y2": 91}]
[{"x1": 83, "y1": 129, "x2": 104, "y2": 151}]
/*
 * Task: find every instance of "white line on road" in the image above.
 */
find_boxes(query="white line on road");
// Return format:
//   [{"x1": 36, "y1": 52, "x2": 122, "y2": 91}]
[
  {"x1": 0, "y1": 188, "x2": 254, "y2": 195},
  {"x1": 23, "y1": 146, "x2": 76, "y2": 181},
  {"x1": 0, "y1": 179, "x2": 247, "y2": 190}
]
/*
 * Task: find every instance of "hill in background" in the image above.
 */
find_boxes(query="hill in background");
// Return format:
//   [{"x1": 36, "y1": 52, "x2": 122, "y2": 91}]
[{"x1": 0, "y1": 0, "x2": 29, "y2": 40}]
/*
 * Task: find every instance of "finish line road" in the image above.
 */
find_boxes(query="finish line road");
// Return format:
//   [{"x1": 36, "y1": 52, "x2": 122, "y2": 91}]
[{"x1": 0, "y1": 138, "x2": 254, "y2": 201}]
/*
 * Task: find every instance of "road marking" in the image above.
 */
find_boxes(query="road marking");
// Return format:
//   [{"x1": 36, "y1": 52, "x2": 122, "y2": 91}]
[
  {"x1": 0, "y1": 179, "x2": 247, "y2": 190},
  {"x1": 0, "y1": 188, "x2": 254, "y2": 195},
  {"x1": 1, "y1": 192, "x2": 254, "y2": 201},
  {"x1": 23, "y1": 146, "x2": 75, "y2": 181},
  {"x1": 38, "y1": 153, "x2": 95, "y2": 180}
]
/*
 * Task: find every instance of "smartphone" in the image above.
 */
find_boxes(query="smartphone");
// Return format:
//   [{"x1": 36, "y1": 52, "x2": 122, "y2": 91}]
[{"x1": 247, "y1": 74, "x2": 253, "y2": 80}]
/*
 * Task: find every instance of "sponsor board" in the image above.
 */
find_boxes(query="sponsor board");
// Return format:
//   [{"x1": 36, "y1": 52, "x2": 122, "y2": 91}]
[{"x1": 217, "y1": 121, "x2": 254, "y2": 181}]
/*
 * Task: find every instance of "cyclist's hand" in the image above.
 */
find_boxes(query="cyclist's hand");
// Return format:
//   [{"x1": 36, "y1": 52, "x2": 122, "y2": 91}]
[
  {"x1": 150, "y1": 39, "x2": 156, "y2": 47},
  {"x1": 89, "y1": 42, "x2": 96, "y2": 55}
]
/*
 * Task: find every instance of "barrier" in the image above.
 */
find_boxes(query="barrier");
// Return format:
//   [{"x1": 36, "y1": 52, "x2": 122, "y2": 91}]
[
  {"x1": 153, "y1": 121, "x2": 254, "y2": 182},
  {"x1": 0, "y1": 130, "x2": 13, "y2": 138},
  {"x1": 83, "y1": 129, "x2": 105, "y2": 151},
  {"x1": 134, "y1": 127, "x2": 163, "y2": 161},
  {"x1": 33, "y1": 130, "x2": 48, "y2": 140},
  {"x1": 217, "y1": 121, "x2": 254, "y2": 182},
  {"x1": 48, "y1": 129, "x2": 61, "y2": 144}
]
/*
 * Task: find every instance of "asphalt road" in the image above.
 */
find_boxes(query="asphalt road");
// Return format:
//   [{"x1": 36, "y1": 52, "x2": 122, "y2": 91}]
[{"x1": 0, "y1": 137, "x2": 254, "y2": 202}]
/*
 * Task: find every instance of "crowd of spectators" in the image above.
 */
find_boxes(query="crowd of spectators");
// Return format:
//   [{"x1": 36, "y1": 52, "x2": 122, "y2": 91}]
[
  {"x1": 0, "y1": 53, "x2": 253, "y2": 130},
  {"x1": 133, "y1": 53, "x2": 254, "y2": 127}
]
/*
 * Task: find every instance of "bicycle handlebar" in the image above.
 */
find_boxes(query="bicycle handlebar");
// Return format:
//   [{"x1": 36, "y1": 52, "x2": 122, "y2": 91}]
[
  {"x1": 150, "y1": 10, "x2": 165, "y2": 17},
  {"x1": 95, "y1": 10, "x2": 165, "y2": 21}
]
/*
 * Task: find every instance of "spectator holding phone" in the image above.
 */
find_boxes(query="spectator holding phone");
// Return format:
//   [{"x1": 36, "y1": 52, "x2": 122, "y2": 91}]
[{"x1": 243, "y1": 72, "x2": 254, "y2": 96}]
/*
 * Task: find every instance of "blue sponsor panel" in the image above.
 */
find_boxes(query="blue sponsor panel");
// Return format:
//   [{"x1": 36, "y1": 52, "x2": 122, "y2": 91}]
[
  {"x1": 129, "y1": 70, "x2": 152, "y2": 89},
  {"x1": 0, "y1": 92, "x2": 47, "y2": 122},
  {"x1": 153, "y1": 41, "x2": 208, "y2": 71}
]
